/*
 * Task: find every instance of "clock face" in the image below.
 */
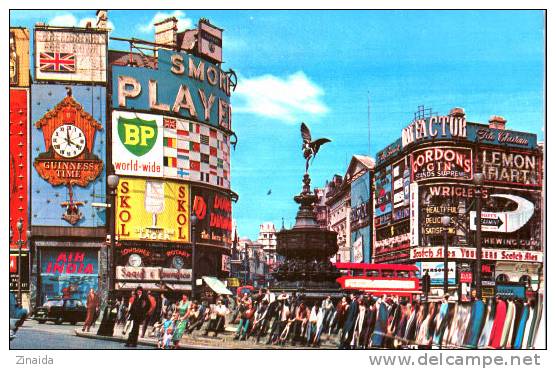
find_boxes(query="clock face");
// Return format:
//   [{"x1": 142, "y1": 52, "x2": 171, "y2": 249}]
[
  {"x1": 172, "y1": 255, "x2": 184, "y2": 269},
  {"x1": 128, "y1": 254, "x2": 142, "y2": 267},
  {"x1": 51, "y1": 124, "x2": 86, "y2": 158}
]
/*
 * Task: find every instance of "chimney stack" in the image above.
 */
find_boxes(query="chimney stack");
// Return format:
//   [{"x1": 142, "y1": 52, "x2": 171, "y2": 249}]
[
  {"x1": 449, "y1": 107, "x2": 466, "y2": 118},
  {"x1": 154, "y1": 17, "x2": 178, "y2": 48},
  {"x1": 489, "y1": 115, "x2": 507, "y2": 130},
  {"x1": 96, "y1": 10, "x2": 108, "y2": 29}
]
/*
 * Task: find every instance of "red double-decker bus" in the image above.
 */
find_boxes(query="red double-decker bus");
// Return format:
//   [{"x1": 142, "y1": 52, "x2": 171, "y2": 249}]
[{"x1": 335, "y1": 263, "x2": 421, "y2": 301}]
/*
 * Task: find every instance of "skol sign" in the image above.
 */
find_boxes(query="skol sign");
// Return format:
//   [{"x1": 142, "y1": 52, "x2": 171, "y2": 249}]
[{"x1": 116, "y1": 178, "x2": 190, "y2": 243}]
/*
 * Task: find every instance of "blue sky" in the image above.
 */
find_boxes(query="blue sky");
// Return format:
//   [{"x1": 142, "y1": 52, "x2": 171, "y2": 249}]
[{"x1": 11, "y1": 10, "x2": 545, "y2": 240}]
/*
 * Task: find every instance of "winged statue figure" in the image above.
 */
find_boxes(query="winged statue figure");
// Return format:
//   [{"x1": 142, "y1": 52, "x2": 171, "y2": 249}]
[{"x1": 301, "y1": 122, "x2": 331, "y2": 174}]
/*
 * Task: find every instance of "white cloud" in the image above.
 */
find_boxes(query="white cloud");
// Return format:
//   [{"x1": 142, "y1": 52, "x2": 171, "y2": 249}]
[
  {"x1": 138, "y1": 10, "x2": 193, "y2": 34},
  {"x1": 233, "y1": 71, "x2": 329, "y2": 124},
  {"x1": 48, "y1": 13, "x2": 115, "y2": 30},
  {"x1": 49, "y1": 14, "x2": 78, "y2": 27}
]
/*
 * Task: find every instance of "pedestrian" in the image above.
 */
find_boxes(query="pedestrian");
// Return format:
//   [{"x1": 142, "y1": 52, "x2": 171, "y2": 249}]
[
  {"x1": 203, "y1": 299, "x2": 228, "y2": 337},
  {"x1": 82, "y1": 288, "x2": 99, "y2": 332},
  {"x1": 159, "y1": 293, "x2": 169, "y2": 321},
  {"x1": 141, "y1": 291, "x2": 157, "y2": 338},
  {"x1": 125, "y1": 286, "x2": 151, "y2": 348},
  {"x1": 331, "y1": 296, "x2": 348, "y2": 335},
  {"x1": 321, "y1": 295, "x2": 335, "y2": 334},
  {"x1": 186, "y1": 300, "x2": 209, "y2": 334},
  {"x1": 290, "y1": 301, "x2": 309, "y2": 346},
  {"x1": 312, "y1": 302, "x2": 326, "y2": 347},
  {"x1": 161, "y1": 313, "x2": 176, "y2": 349},
  {"x1": 306, "y1": 304, "x2": 319, "y2": 346},
  {"x1": 122, "y1": 292, "x2": 135, "y2": 336},
  {"x1": 266, "y1": 294, "x2": 289, "y2": 345},
  {"x1": 339, "y1": 294, "x2": 359, "y2": 349},
  {"x1": 172, "y1": 312, "x2": 188, "y2": 349},
  {"x1": 234, "y1": 300, "x2": 255, "y2": 340},
  {"x1": 116, "y1": 297, "x2": 127, "y2": 326},
  {"x1": 249, "y1": 299, "x2": 269, "y2": 340},
  {"x1": 177, "y1": 294, "x2": 190, "y2": 317}
]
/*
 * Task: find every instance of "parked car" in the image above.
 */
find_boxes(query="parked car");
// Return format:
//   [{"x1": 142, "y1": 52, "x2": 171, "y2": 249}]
[
  {"x1": 9, "y1": 292, "x2": 27, "y2": 340},
  {"x1": 34, "y1": 297, "x2": 87, "y2": 325}
]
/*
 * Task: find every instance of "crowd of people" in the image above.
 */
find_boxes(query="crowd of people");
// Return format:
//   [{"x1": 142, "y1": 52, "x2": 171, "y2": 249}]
[{"x1": 111, "y1": 286, "x2": 541, "y2": 349}]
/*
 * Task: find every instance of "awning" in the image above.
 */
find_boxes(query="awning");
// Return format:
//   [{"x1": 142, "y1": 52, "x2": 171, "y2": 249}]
[
  {"x1": 164, "y1": 283, "x2": 192, "y2": 291},
  {"x1": 202, "y1": 276, "x2": 233, "y2": 295}
]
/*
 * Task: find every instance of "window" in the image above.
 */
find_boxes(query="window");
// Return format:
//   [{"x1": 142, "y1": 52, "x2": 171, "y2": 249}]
[
  {"x1": 352, "y1": 269, "x2": 364, "y2": 277},
  {"x1": 366, "y1": 270, "x2": 379, "y2": 277},
  {"x1": 496, "y1": 274, "x2": 509, "y2": 283},
  {"x1": 397, "y1": 271, "x2": 409, "y2": 279}
]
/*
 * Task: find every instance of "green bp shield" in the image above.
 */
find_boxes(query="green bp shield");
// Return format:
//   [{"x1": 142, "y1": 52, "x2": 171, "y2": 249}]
[{"x1": 117, "y1": 116, "x2": 158, "y2": 157}]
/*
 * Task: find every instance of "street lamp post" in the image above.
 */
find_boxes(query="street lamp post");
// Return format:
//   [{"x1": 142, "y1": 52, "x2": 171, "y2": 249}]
[
  {"x1": 97, "y1": 174, "x2": 119, "y2": 337},
  {"x1": 11, "y1": 219, "x2": 31, "y2": 305},
  {"x1": 242, "y1": 250, "x2": 248, "y2": 285},
  {"x1": 473, "y1": 172, "x2": 485, "y2": 299},
  {"x1": 190, "y1": 213, "x2": 198, "y2": 301},
  {"x1": 106, "y1": 174, "x2": 120, "y2": 295},
  {"x1": 441, "y1": 215, "x2": 451, "y2": 296}
]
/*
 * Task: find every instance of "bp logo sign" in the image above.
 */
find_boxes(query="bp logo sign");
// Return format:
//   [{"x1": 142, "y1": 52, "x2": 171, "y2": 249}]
[
  {"x1": 117, "y1": 116, "x2": 158, "y2": 156},
  {"x1": 112, "y1": 111, "x2": 163, "y2": 178}
]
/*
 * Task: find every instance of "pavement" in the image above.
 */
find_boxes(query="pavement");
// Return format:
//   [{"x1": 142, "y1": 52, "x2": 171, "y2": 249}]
[
  {"x1": 10, "y1": 320, "x2": 151, "y2": 350},
  {"x1": 10, "y1": 317, "x2": 339, "y2": 349},
  {"x1": 75, "y1": 321, "x2": 340, "y2": 349}
]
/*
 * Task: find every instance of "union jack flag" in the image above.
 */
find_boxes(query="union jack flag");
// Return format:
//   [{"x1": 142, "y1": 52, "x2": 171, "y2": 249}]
[{"x1": 39, "y1": 52, "x2": 76, "y2": 72}]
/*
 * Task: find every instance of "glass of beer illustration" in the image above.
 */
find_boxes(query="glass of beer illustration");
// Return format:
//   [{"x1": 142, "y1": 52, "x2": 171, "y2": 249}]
[{"x1": 145, "y1": 180, "x2": 165, "y2": 229}]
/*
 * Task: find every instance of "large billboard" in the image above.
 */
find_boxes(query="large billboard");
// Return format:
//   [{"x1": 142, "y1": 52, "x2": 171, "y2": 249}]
[
  {"x1": 374, "y1": 165, "x2": 392, "y2": 227},
  {"x1": 10, "y1": 28, "x2": 30, "y2": 87},
  {"x1": 34, "y1": 28, "x2": 107, "y2": 83},
  {"x1": 376, "y1": 138, "x2": 402, "y2": 166},
  {"x1": 392, "y1": 156, "x2": 410, "y2": 221},
  {"x1": 191, "y1": 187, "x2": 232, "y2": 246},
  {"x1": 467, "y1": 123, "x2": 537, "y2": 149},
  {"x1": 418, "y1": 261, "x2": 456, "y2": 285},
  {"x1": 112, "y1": 111, "x2": 231, "y2": 190},
  {"x1": 10, "y1": 252, "x2": 29, "y2": 291},
  {"x1": 31, "y1": 84, "x2": 106, "y2": 227},
  {"x1": 10, "y1": 89, "x2": 29, "y2": 249},
  {"x1": 402, "y1": 115, "x2": 467, "y2": 148},
  {"x1": 480, "y1": 147, "x2": 541, "y2": 187},
  {"x1": 116, "y1": 178, "x2": 190, "y2": 243},
  {"x1": 112, "y1": 49, "x2": 232, "y2": 130},
  {"x1": 112, "y1": 111, "x2": 164, "y2": 178},
  {"x1": 418, "y1": 184, "x2": 541, "y2": 251},
  {"x1": 162, "y1": 116, "x2": 231, "y2": 189},
  {"x1": 411, "y1": 146, "x2": 473, "y2": 182},
  {"x1": 410, "y1": 246, "x2": 542, "y2": 263},
  {"x1": 351, "y1": 227, "x2": 371, "y2": 263},
  {"x1": 351, "y1": 172, "x2": 371, "y2": 228},
  {"x1": 40, "y1": 248, "x2": 99, "y2": 305}
]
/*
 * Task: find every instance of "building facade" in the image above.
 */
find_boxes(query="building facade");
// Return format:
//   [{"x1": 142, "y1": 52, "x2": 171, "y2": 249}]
[
  {"x1": 14, "y1": 12, "x2": 238, "y2": 308},
  {"x1": 324, "y1": 175, "x2": 349, "y2": 262},
  {"x1": 347, "y1": 155, "x2": 375, "y2": 263},
  {"x1": 109, "y1": 17, "x2": 236, "y2": 298},
  {"x1": 10, "y1": 27, "x2": 31, "y2": 309},
  {"x1": 257, "y1": 222, "x2": 277, "y2": 266},
  {"x1": 28, "y1": 19, "x2": 110, "y2": 309},
  {"x1": 373, "y1": 107, "x2": 543, "y2": 299}
]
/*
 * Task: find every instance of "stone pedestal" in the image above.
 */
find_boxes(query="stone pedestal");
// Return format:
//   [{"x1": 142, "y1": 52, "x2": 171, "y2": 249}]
[{"x1": 272, "y1": 174, "x2": 342, "y2": 301}]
